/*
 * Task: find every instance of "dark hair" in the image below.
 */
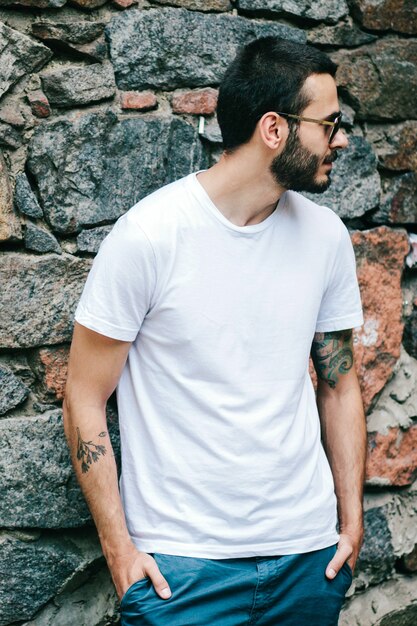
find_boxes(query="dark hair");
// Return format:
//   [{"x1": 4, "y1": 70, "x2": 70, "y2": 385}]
[{"x1": 216, "y1": 36, "x2": 338, "y2": 154}]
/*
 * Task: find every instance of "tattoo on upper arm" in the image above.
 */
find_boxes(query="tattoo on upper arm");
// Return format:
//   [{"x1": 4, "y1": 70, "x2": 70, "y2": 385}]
[
  {"x1": 76, "y1": 427, "x2": 107, "y2": 473},
  {"x1": 311, "y1": 329, "x2": 353, "y2": 388}
]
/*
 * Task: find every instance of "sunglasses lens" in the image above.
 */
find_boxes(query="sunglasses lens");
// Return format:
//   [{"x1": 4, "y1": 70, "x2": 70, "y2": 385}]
[{"x1": 330, "y1": 114, "x2": 342, "y2": 143}]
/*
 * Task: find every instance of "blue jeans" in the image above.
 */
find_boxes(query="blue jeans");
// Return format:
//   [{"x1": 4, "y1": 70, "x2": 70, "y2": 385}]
[{"x1": 120, "y1": 543, "x2": 352, "y2": 625}]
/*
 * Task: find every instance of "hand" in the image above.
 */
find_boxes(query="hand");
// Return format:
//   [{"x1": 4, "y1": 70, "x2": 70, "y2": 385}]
[
  {"x1": 325, "y1": 530, "x2": 363, "y2": 580},
  {"x1": 110, "y1": 545, "x2": 172, "y2": 601}
]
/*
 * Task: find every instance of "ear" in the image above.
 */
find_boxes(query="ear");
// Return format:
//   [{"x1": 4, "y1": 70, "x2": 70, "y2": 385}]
[{"x1": 258, "y1": 112, "x2": 288, "y2": 151}]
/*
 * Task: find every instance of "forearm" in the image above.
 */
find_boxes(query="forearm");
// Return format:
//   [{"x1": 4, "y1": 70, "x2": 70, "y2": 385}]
[
  {"x1": 317, "y1": 383, "x2": 366, "y2": 533},
  {"x1": 63, "y1": 399, "x2": 134, "y2": 565}
]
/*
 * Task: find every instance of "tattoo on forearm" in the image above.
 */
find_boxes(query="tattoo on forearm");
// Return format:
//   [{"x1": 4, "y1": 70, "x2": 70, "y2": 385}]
[
  {"x1": 76, "y1": 427, "x2": 107, "y2": 473},
  {"x1": 311, "y1": 329, "x2": 353, "y2": 388}
]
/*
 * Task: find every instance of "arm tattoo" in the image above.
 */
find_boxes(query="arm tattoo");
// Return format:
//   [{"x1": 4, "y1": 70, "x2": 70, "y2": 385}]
[
  {"x1": 76, "y1": 427, "x2": 107, "y2": 473},
  {"x1": 311, "y1": 329, "x2": 353, "y2": 389}
]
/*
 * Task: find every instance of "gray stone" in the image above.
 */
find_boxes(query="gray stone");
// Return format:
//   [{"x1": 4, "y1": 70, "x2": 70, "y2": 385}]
[
  {"x1": 237, "y1": 0, "x2": 348, "y2": 24},
  {"x1": 307, "y1": 18, "x2": 377, "y2": 47},
  {"x1": 0, "y1": 252, "x2": 90, "y2": 348},
  {"x1": 27, "y1": 110, "x2": 209, "y2": 234},
  {"x1": 357, "y1": 505, "x2": 395, "y2": 583},
  {"x1": 0, "y1": 0, "x2": 65, "y2": 5},
  {"x1": 349, "y1": 0, "x2": 417, "y2": 35},
  {"x1": 302, "y1": 135, "x2": 380, "y2": 219},
  {"x1": 0, "y1": 365, "x2": 30, "y2": 415},
  {"x1": 0, "y1": 528, "x2": 102, "y2": 625},
  {"x1": 0, "y1": 22, "x2": 53, "y2": 101},
  {"x1": 149, "y1": 0, "x2": 232, "y2": 10},
  {"x1": 31, "y1": 20, "x2": 106, "y2": 45},
  {"x1": 0, "y1": 409, "x2": 121, "y2": 527},
  {"x1": 31, "y1": 22, "x2": 108, "y2": 62},
  {"x1": 200, "y1": 115, "x2": 223, "y2": 144},
  {"x1": 77, "y1": 224, "x2": 113, "y2": 254},
  {"x1": 41, "y1": 64, "x2": 116, "y2": 108},
  {"x1": 25, "y1": 221, "x2": 62, "y2": 254},
  {"x1": 403, "y1": 309, "x2": 417, "y2": 362},
  {"x1": 334, "y1": 39, "x2": 417, "y2": 121},
  {"x1": 0, "y1": 122, "x2": 22, "y2": 149},
  {"x1": 14, "y1": 172, "x2": 43, "y2": 219},
  {"x1": 106, "y1": 7, "x2": 305, "y2": 91},
  {"x1": 21, "y1": 562, "x2": 118, "y2": 626},
  {"x1": 339, "y1": 574, "x2": 417, "y2": 626},
  {"x1": 0, "y1": 151, "x2": 22, "y2": 242}
]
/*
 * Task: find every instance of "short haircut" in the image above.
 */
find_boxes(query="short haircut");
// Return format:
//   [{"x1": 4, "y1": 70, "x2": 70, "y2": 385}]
[{"x1": 216, "y1": 36, "x2": 338, "y2": 154}]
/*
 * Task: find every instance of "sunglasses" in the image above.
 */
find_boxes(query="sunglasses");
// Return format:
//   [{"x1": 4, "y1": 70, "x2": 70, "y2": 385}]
[{"x1": 276, "y1": 111, "x2": 343, "y2": 145}]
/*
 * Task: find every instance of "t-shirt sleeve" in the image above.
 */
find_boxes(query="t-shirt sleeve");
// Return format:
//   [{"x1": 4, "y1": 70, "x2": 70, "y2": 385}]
[
  {"x1": 315, "y1": 221, "x2": 364, "y2": 333},
  {"x1": 74, "y1": 213, "x2": 157, "y2": 341}
]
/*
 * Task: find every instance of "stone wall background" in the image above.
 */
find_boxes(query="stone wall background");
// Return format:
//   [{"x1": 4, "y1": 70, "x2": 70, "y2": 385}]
[{"x1": 0, "y1": 0, "x2": 416, "y2": 624}]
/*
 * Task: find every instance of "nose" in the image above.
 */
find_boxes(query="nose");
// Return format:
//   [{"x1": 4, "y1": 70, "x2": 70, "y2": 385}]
[{"x1": 329, "y1": 128, "x2": 349, "y2": 149}]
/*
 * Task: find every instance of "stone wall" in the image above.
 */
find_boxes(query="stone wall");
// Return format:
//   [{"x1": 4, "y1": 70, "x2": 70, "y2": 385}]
[{"x1": 0, "y1": 1, "x2": 416, "y2": 624}]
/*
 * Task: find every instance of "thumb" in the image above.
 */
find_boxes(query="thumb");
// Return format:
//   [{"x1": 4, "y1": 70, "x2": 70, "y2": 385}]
[
  {"x1": 326, "y1": 546, "x2": 350, "y2": 580},
  {"x1": 146, "y1": 561, "x2": 172, "y2": 599}
]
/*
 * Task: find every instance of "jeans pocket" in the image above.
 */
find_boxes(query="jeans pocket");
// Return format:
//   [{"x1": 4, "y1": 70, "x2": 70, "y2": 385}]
[{"x1": 120, "y1": 576, "x2": 149, "y2": 609}]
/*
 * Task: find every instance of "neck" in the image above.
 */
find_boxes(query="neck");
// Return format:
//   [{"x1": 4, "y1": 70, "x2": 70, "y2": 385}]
[{"x1": 196, "y1": 150, "x2": 286, "y2": 228}]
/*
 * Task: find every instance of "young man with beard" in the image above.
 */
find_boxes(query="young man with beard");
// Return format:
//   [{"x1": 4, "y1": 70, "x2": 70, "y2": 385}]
[{"x1": 64, "y1": 36, "x2": 366, "y2": 625}]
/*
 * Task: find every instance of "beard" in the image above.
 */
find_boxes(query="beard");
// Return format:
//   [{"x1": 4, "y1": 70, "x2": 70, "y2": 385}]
[{"x1": 270, "y1": 124, "x2": 335, "y2": 193}]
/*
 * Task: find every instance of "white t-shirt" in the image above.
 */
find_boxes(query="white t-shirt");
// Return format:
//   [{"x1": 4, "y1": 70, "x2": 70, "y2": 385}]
[{"x1": 74, "y1": 169, "x2": 363, "y2": 558}]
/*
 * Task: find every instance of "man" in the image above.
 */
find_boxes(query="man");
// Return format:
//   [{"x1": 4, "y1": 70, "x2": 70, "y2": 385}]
[{"x1": 64, "y1": 36, "x2": 366, "y2": 625}]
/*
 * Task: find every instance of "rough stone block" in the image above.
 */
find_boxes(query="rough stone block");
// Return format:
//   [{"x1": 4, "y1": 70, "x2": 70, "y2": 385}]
[
  {"x1": 76, "y1": 224, "x2": 113, "y2": 254},
  {"x1": 36, "y1": 346, "x2": 70, "y2": 401},
  {"x1": 366, "y1": 426, "x2": 417, "y2": 487},
  {"x1": 365, "y1": 121, "x2": 417, "y2": 172},
  {"x1": 307, "y1": 18, "x2": 377, "y2": 47},
  {"x1": 351, "y1": 227, "x2": 409, "y2": 412},
  {"x1": 0, "y1": 252, "x2": 91, "y2": 348},
  {"x1": 339, "y1": 573, "x2": 417, "y2": 625},
  {"x1": 27, "y1": 90, "x2": 52, "y2": 118},
  {"x1": 334, "y1": 39, "x2": 417, "y2": 120},
  {"x1": 0, "y1": 22, "x2": 53, "y2": 100},
  {"x1": 0, "y1": 122, "x2": 22, "y2": 149},
  {"x1": 24, "y1": 221, "x2": 61, "y2": 254},
  {"x1": 31, "y1": 20, "x2": 106, "y2": 45},
  {"x1": 0, "y1": 365, "x2": 30, "y2": 415},
  {"x1": 27, "y1": 110, "x2": 209, "y2": 234},
  {"x1": 349, "y1": 0, "x2": 417, "y2": 35},
  {"x1": 41, "y1": 64, "x2": 116, "y2": 108},
  {"x1": 106, "y1": 7, "x2": 305, "y2": 91},
  {"x1": 150, "y1": 0, "x2": 232, "y2": 10},
  {"x1": 0, "y1": 151, "x2": 22, "y2": 242},
  {"x1": 171, "y1": 88, "x2": 218, "y2": 115},
  {"x1": 303, "y1": 135, "x2": 380, "y2": 219},
  {"x1": 120, "y1": 90, "x2": 158, "y2": 111},
  {"x1": 0, "y1": 529, "x2": 103, "y2": 625},
  {"x1": 237, "y1": 0, "x2": 348, "y2": 24},
  {"x1": 0, "y1": 0, "x2": 65, "y2": 5},
  {"x1": 14, "y1": 172, "x2": 43, "y2": 219},
  {"x1": 0, "y1": 409, "x2": 121, "y2": 527}
]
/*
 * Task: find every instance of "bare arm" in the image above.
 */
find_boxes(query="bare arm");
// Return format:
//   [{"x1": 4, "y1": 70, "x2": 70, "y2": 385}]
[
  {"x1": 311, "y1": 329, "x2": 366, "y2": 578},
  {"x1": 63, "y1": 321, "x2": 171, "y2": 601}
]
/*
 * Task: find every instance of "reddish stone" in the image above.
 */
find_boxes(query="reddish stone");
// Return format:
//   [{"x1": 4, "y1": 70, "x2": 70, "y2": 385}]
[
  {"x1": 171, "y1": 88, "x2": 218, "y2": 115},
  {"x1": 112, "y1": 0, "x2": 134, "y2": 7},
  {"x1": 27, "y1": 90, "x2": 51, "y2": 118},
  {"x1": 351, "y1": 227, "x2": 409, "y2": 412},
  {"x1": 120, "y1": 90, "x2": 158, "y2": 111},
  {"x1": 38, "y1": 346, "x2": 70, "y2": 401},
  {"x1": 349, "y1": 0, "x2": 417, "y2": 35},
  {"x1": 366, "y1": 425, "x2": 417, "y2": 486}
]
